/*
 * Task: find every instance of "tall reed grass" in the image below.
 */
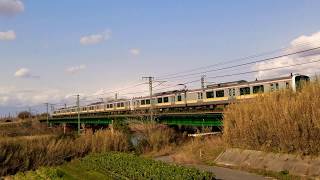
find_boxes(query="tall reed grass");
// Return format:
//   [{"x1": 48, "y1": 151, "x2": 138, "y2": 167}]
[
  {"x1": 131, "y1": 122, "x2": 180, "y2": 155},
  {"x1": 223, "y1": 80, "x2": 320, "y2": 155}
]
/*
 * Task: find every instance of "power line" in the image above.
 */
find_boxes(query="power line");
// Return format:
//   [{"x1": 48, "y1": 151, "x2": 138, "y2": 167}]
[
  {"x1": 155, "y1": 40, "x2": 320, "y2": 79},
  {"x1": 155, "y1": 45, "x2": 320, "y2": 81},
  {"x1": 80, "y1": 82, "x2": 146, "y2": 100},
  {"x1": 206, "y1": 58, "x2": 320, "y2": 80}
]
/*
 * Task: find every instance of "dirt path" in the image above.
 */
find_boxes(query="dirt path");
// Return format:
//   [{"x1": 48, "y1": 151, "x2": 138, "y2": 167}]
[{"x1": 155, "y1": 156, "x2": 271, "y2": 180}]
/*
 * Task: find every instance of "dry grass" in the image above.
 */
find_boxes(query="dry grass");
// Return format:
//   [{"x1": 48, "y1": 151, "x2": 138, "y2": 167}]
[
  {"x1": 132, "y1": 122, "x2": 181, "y2": 156},
  {"x1": 223, "y1": 80, "x2": 320, "y2": 155},
  {"x1": 171, "y1": 136, "x2": 225, "y2": 165},
  {"x1": 0, "y1": 129, "x2": 129, "y2": 176},
  {"x1": 0, "y1": 120, "x2": 61, "y2": 137}
]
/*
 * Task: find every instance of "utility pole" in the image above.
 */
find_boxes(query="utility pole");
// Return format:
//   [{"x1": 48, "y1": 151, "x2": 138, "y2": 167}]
[
  {"x1": 115, "y1": 93, "x2": 118, "y2": 100},
  {"x1": 201, "y1": 75, "x2": 206, "y2": 89},
  {"x1": 76, "y1": 94, "x2": 80, "y2": 134},
  {"x1": 45, "y1": 103, "x2": 49, "y2": 126},
  {"x1": 178, "y1": 84, "x2": 188, "y2": 108},
  {"x1": 28, "y1": 107, "x2": 32, "y2": 120},
  {"x1": 142, "y1": 76, "x2": 154, "y2": 121}
]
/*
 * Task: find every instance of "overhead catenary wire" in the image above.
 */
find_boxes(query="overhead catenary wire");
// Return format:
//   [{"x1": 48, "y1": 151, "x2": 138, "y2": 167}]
[
  {"x1": 47, "y1": 43, "x2": 320, "y2": 109},
  {"x1": 206, "y1": 58, "x2": 320, "y2": 80},
  {"x1": 155, "y1": 40, "x2": 320, "y2": 79},
  {"x1": 155, "y1": 45, "x2": 320, "y2": 81},
  {"x1": 15, "y1": 42, "x2": 320, "y2": 113}
]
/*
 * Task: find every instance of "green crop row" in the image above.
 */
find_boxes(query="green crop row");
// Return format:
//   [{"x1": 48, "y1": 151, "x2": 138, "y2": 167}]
[{"x1": 14, "y1": 152, "x2": 215, "y2": 180}]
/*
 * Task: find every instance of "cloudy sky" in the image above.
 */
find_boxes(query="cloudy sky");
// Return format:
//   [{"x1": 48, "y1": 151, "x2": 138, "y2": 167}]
[{"x1": 1, "y1": 0, "x2": 320, "y2": 114}]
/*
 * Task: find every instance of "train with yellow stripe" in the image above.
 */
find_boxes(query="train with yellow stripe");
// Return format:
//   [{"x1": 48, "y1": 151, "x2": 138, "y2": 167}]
[{"x1": 52, "y1": 74, "x2": 309, "y2": 117}]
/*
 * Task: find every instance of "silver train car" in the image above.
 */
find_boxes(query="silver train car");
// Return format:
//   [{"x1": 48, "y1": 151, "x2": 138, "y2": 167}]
[{"x1": 52, "y1": 74, "x2": 309, "y2": 117}]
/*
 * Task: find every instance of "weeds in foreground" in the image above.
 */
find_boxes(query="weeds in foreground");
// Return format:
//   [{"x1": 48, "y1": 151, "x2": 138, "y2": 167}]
[
  {"x1": 171, "y1": 136, "x2": 225, "y2": 165},
  {"x1": 0, "y1": 129, "x2": 129, "y2": 176}
]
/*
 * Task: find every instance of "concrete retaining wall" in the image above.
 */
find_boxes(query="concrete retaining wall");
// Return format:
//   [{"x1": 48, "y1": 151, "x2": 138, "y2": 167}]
[{"x1": 215, "y1": 148, "x2": 320, "y2": 178}]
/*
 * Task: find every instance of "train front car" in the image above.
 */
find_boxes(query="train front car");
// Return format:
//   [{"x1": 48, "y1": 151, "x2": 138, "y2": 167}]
[{"x1": 292, "y1": 74, "x2": 310, "y2": 91}]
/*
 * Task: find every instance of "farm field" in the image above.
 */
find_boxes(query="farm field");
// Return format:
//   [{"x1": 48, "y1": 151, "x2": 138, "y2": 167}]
[{"x1": 13, "y1": 152, "x2": 215, "y2": 180}]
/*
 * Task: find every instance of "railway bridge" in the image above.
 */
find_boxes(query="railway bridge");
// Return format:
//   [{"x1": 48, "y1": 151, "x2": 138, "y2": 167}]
[{"x1": 40, "y1": 111, "x2": 223, "y2": 128}]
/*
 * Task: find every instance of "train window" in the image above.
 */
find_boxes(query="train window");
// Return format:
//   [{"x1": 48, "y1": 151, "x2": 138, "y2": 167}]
[
  {"x1": 121, "y1": 103, "x2": 124, "y2": 107},
  {"x1": 286, "y1": 82, "x2": 290, "y2": 89},
  {"x1": 117, "y1": 103, "x2": 121, "y2": 107},
  {"x1": 158, "y1": 97, "x2": 163, "y2": 103},
  {"x1": 197, "y1": 92, "x2": 203, "y2": 99},
  {"x1": 164, "y1": 97, "x2": 169, "y2": 103},
  {"x1": 110, "y1": 104, "x2": 113, "y2": 108},
  {"x1": 270, "y1": 83, "x2": 274, "y2": 91},
  {"x1": 177, "y1": 95, "x2": 182, "y2": 101},
  {"x1": 146, "y1": 99, "x2": 150, "y2": 104},
  {"x1": 141, "y1": 100, "x2": 146, "y2": 105},
  {"x1": 295, "y1": 76, "x2": 310, "y2": 90},
  {"x1": 228, "y1": 88, "x2": 236, "y2": 97},
  {"x1": 107, "y1": 104, "x2": 109, "y2": 108},
  {"x1": 240, "y1": 87, "x2": 250, "y2": 95},
  {"x1": 253, "y1": 85, "x2": 264, "y2": 94},
  {"x1": 216, "y1": 90, "x2": 224, "y2": 97},
  {"x1": 206, "y1": 91, "x2": 214, "y2": 98},
  {"x1": 275, "y1": 83, "x2": 279, "y2": 90}
]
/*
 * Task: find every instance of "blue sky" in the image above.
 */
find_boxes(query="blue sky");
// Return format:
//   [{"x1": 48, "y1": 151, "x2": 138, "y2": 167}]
[{"x1": 1, "y1": 0, "x2": 320, "y2": 114}]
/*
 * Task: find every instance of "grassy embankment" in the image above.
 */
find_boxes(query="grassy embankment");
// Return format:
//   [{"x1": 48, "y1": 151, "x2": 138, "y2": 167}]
[{"x1": 13, "y1": 152, "x2": 215, "y2": 180}]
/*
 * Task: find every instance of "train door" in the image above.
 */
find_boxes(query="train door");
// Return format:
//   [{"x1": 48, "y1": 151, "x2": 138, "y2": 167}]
[
  {"x1": 197, "y1": 92, "x2": 203, "y2": 103},
  {"x1": 228, "y1": 88, "x2": 236, "y2": 99}
]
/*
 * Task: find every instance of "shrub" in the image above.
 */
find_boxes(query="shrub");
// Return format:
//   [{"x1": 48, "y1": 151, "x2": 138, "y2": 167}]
[{"x1": 14, "y1": 152, "x2": 215, "y2": 180}]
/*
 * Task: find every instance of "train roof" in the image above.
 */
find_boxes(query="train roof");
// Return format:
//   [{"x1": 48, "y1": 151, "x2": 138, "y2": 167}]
[
  {"x1": 206, "y1": 75, "x2": 292, "y2": 89},
  {"x1": 206, "y1": 80, "x2": 247, "y2": 88}
]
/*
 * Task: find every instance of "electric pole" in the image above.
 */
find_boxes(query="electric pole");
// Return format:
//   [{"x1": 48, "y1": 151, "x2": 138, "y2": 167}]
[
  {"x1": 115, "y1": 93, "x2": 118, "y2": 100},
  {"x1": 178, "y1": 84, "x2": 188, "y2": 108},
  {"x1": 45, "y1": 103, "x2": 49, "y2": 126},
  {"x1": 201, "y1": 75, "x2": 206, "y2": 89},
  {"x1": 142, "y1": 76, "x2": 154, "y2": 121},
  {"x1": 76, "y1": 94, "x2": 80, "y2": 134}
]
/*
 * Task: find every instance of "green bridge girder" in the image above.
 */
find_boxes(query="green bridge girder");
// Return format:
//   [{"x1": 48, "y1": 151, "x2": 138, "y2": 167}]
[
  {"x1": 156, "y1": 113, "x2": 223, "y2": 127},
  {"x1": 43, "y1": 112, "x2": 223, "y2": 127}
]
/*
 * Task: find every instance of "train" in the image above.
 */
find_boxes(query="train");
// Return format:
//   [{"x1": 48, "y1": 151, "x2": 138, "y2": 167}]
[{"x1": 52, "y1": 74, "x2": 310, "y2": 117}]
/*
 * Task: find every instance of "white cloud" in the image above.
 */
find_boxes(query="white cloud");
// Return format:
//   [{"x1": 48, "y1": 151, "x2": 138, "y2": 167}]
[
  {"x1": 129, "y1": 48, "x2": 141, "y2": 56},
  {"x1": 0, "y1": 0, "x2": 24, "y2": 16},
  {"x1": 80, "y1": 30, "x2": 111, "y2": 45},
  {"x1": 254, "y1": 31, "x2": 320, "y2": 78},
  {"x1": 66, "y1": 64, "x2": 86, "y2": 74},
  {"x1": 0, "y1": 30, "x2": 16, "y2": 41},
  {"x1": 14, "y1": 68, "x2": 30, "y2": 78},
  {"x1": 14, "y1": 68, "x2": 39, "y2": 78},
  {"x1": 0, "y1": 86, "x2": 73, "y2": 108}
]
